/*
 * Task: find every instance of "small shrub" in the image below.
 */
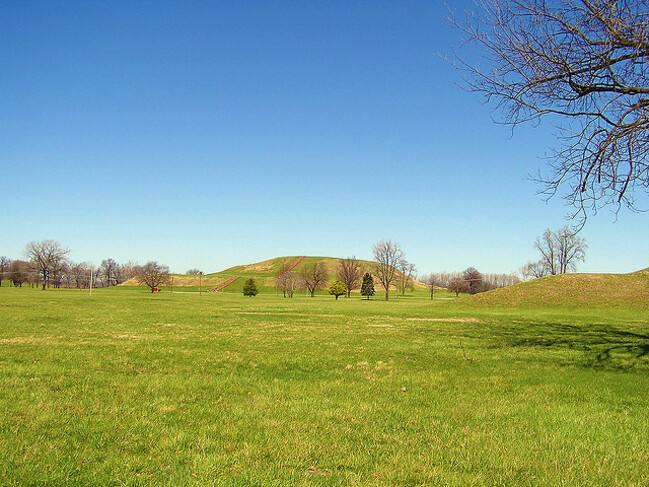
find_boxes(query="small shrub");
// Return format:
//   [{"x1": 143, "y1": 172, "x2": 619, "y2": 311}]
[{"x1": 328, "y1": 280, "x2": 347, "y2": 300}]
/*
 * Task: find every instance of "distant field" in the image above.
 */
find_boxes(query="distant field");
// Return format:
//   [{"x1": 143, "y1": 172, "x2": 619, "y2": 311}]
[{"x1": 1, "y1": 286, "x2": 648, "y2": 485}]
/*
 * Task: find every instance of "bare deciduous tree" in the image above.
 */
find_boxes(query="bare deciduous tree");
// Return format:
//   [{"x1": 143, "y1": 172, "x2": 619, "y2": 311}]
[
  {"x1": 536, "y1": 230, "x2": 559, "y2": 276},
  {"x1": 373, "y1": 240, "x2": 404, "y2": 301},
  {"x1": 8, "y1": 260, "x2": 31, "y2": 287},
  {"x1": 436, "y1": 271, "x2": 453, "y2": 290},
  {"x1": 521, "y1": 260, "x2": 549, "y2": 280},
  {"x1": 60, "y1": 263, "x2": 73, "y2": 288},
  {"x1": 463, "y1": 267, "x2": 484, "y2": 294},
  {"x1": 136, "y1": 261, "x2": 170, "y2": 292},
  {"x1": 276, "y1": 271, "x2": 301, "y2": 298},
  {"x1": 420, "y1": 273, "x2": 439, "y2": 300},
  {"x1": 535, "y1": 226, "x2": 587, "y2": 275},
  {"x1": 338, "y1": 257, "x2": 363, "y2": 298},
  {"x1": 482, "y1": 272, "x2": 521, "y2": 290},
  {"x1": 448, "y1": 277, "x2": 470, "y2": 297},
  {"x1": 299, "y1": 262, "x2": 328, "y2": 297},
  {"x1": 24, "y1": 240, "x2": 70, "y2": 290},
  {"x1": 120, "y1": 262, "x2": 142, "y2": 282},
  {"x1": 452, "y1": 0, "x2": 649, "y2": 222},
  {"x1": 557, "y1": 227, "x2": 588, "y2": 274},
  {"x1": 0, "y1": 256, "x2": 11, "y2": 286},
  {"x1": 99, "y1": 258, "x2": 120, "y2": 287},
  {"x1": 68, "y1": 262, "x2": 93, "y2": 289},
  {"x1": 397, "y1": 260, "x2": 417, "y2": 296}
]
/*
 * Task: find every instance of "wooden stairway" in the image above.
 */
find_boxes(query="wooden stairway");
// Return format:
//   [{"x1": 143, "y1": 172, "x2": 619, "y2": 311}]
[
  {"x1": 276, "y1": 256, "x2": 305, "y2": 276},
  {"x1": 209, "y1": 276, "x2": 240, "y2": 292}
]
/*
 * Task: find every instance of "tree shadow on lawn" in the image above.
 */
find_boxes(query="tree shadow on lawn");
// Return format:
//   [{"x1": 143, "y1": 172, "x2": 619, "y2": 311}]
[{"x1": 497, "y1": 322, "x2": 649, "y2": 369}]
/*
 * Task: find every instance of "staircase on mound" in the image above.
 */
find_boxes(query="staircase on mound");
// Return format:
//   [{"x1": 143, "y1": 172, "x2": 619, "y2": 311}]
[
  {"x1": 209, "y1": 276, "x2": 240, "y2": 292},
  {"x1": 276, "y1": 256, "x2": 305, "y2": 276}
]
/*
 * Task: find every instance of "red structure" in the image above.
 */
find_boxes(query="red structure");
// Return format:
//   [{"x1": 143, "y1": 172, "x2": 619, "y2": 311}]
[
  {"x1": 209, "y1": 276, "x2": 240, "y2": 292},
  {"x1": 276, "y1": 256, "x2": 305, "y2": 277}
]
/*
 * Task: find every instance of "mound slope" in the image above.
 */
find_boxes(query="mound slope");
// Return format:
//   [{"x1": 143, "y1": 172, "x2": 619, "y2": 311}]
[
  {"x1": 470, "y1": 270, "x2": 649, "y2": 308},
  {"x1": 121, "y1": 256, "x2": 424, "y2": 292}
]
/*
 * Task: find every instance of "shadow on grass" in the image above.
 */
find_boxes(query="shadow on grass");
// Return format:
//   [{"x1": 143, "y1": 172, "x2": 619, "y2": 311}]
[{"x1": 501, "y1": 322, "x2": 649, "y2": 369}]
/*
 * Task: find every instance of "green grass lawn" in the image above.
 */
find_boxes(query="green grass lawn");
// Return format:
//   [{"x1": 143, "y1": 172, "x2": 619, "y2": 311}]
[{"x1": 1, "y1": 286, "x2": 647, "y2": 485}]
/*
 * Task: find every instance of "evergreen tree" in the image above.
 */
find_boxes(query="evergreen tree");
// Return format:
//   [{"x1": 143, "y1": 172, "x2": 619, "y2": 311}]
[
  {"x1": 328, "y1": 280, "x2": 347, "y2": 300},
  {"x1": 242, "y1": 277, "x2": 258, "y2": 297},
  {"x1": 360, "y1": 273, "x2": 375, "y2": 300}
]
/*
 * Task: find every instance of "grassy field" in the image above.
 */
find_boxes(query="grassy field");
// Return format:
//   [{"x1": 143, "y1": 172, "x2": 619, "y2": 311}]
[{"x1": 1, "y1": 286, "x2": 648, "y2": 486}]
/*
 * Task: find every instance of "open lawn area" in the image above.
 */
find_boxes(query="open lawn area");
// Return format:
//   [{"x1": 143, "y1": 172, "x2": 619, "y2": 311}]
[{"x1": 1, "y1": 287, "x2": 648, "y2": 486}]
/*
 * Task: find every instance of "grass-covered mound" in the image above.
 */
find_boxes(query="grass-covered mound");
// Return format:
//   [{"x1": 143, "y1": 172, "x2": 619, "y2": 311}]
[
  {"x1": 122, "y1": 256, "x2": 424, "y2": 294},
  {"x1": 469, "y1": 269, "x2": 649, "y2": 309}
]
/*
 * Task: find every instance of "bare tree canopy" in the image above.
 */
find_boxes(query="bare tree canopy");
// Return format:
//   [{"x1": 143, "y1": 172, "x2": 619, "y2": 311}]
[
  {"x1": 453, "y1": 0, "x2": 649, "y2": 220},
  {"x1": 448, "y1": 277, "x2": 470, "y2": 297},
  {"x1": 373, "y1": 240, "x2": 404, "y2": 301},
  {"x1": 463, "y1": 267, "x2": 484, "y2": 294},
  {"x1": 120, "y1": 262, "x2": 143, "y2": 282},
  {"x1": 24, "y1": 240, "x2": 69, "y2": 290},
  {"x1": 8, "y1": 260, "x2": 31, "y2": 287},
  {"x1": 299, "y1": 262, "x2": 328, "y2": 297},
  {"x1": 482, "y1": 272, "x2": 521, "y2": 290},
  {"x1": 136, "y1": 261, "x2": 170, "y2": 292},
  {"x1": 521, "y1": 260, "x2": 549, "y2": 280},
  {"x1": 68, "y1": 262, "x2": 93, "y2": 289},
  {"x1": 99, "y1": 258, "x2": 120, "y2": 287},
  {"x1": 338, "y1": 257, "x2": 363, "y2": 298},
  {"x1": 420, "y1": 273, "x2": 438, "y2": 300},
  {"x1": 534, "y1": 226, "x2": 587, "y2": 275},
  {"x1": 0, "y1": 256, "x2": 11, "y2": 286},
  {"x1": 397, "y1": 260, "x2": 417, "y2": 296},
  {"x1": 276, "y1": 271, "x2": 301, "y2": 298}
]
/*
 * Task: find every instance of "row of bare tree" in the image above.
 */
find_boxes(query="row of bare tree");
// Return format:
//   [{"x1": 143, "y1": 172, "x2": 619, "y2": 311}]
[
  {"x1": 275, "y1": 258, "x2": 350, "y2": 298},
  {"x1": 274, "y1": 244, "x2": 419, "y2": 301},
  {"x1": 3, "y1": 229, "x2": 585, "y2": 295},
  {"x1": 274, "y1": 241, "x2": 521, "y2": 301},
  {"x1": 419, "y1": 269, "x2": 521, "y2": 299},
  {"x1": 0, "y1": 241, "x2": 165, "y2": 290}
]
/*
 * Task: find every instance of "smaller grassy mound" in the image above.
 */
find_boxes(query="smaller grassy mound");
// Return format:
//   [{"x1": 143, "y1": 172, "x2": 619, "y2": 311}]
[{"x1": 469, "y1": 270, "x2": 649, "y2": 309}]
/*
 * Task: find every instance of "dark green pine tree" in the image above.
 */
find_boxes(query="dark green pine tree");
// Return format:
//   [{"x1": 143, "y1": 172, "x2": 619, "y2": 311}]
[
  {"x1": 242, "y1": 278, "x2": 258, "y2": 297},
  {"x1": 360, "y1": 273, "x2": 375, "y2": 300}
]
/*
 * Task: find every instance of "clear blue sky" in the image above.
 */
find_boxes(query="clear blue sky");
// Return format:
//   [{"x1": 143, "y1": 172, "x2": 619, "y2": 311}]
[{"x1": 2, "y1": 0, "x2": 646, "y2": 275}]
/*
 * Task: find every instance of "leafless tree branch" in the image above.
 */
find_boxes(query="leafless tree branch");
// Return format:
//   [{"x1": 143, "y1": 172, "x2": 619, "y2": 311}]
[{"x1": 450, "y1": 0, "x2": 649, "y2": 222}]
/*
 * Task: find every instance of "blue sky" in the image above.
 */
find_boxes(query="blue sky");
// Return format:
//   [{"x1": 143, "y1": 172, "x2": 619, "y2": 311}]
[{"x1": 2, "y1": 0, "x2": 646, "y2": 275}]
